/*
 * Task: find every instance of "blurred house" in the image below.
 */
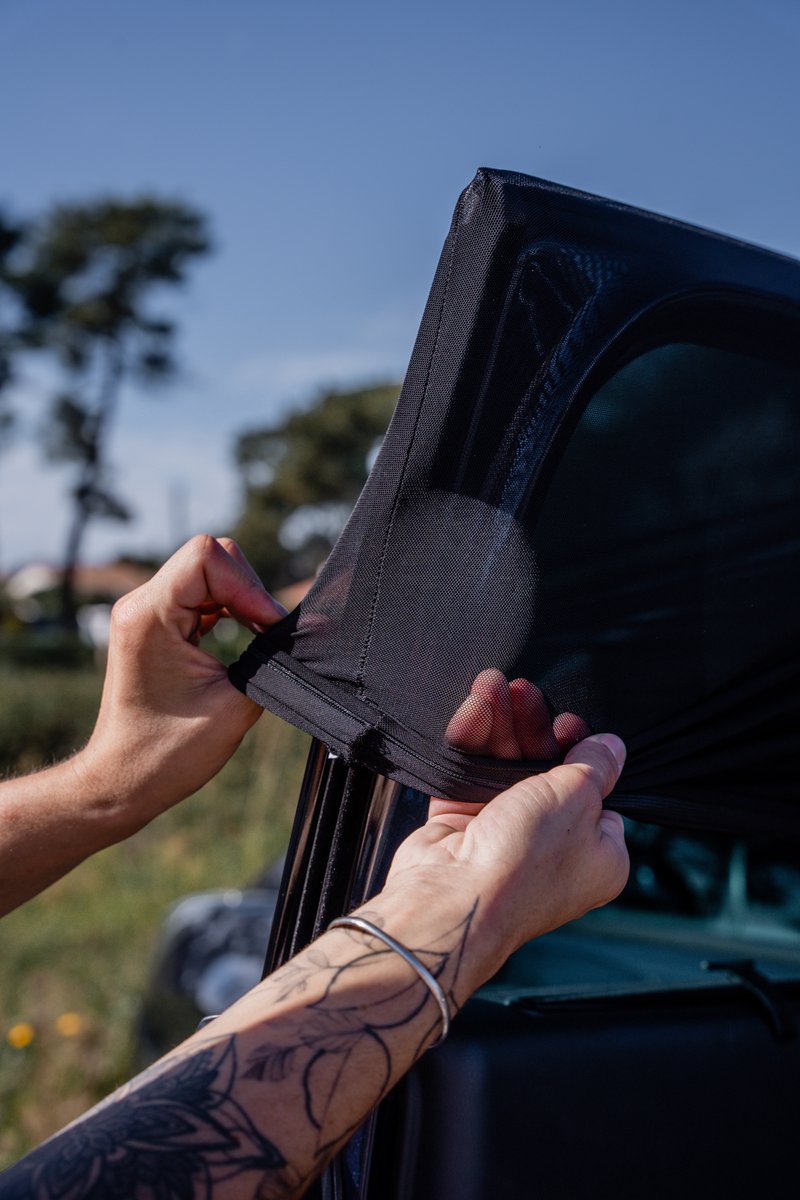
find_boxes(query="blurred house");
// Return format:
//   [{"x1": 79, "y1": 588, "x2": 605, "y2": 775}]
[
  {"x1": 3, "y1": 560, "x2": 155, "y2": 650},
  {"x1": 2, "y1": 562, "x2": 314, "y2": 652}
]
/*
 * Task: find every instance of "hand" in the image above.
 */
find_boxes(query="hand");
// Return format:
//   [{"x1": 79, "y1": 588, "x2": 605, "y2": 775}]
[
  {"x1": 388, "y1": 734, "x2": 627, "y2": 979},
  {"x1": 385, "y1": 671, "x2": 628, "y2": 984},
  {"x1": 76, "y1": 535, "x2": 286, "y2": 836}
]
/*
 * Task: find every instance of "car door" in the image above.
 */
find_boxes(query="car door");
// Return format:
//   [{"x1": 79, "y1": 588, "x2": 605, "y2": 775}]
[{"x1": 231, "y1": 169, "x2": 800, "y2": 1199}]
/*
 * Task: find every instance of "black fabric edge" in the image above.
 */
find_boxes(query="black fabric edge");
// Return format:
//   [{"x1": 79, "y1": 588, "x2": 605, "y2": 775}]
[
  {"x1": 229, "y1": 650, "x2": 800, "y2": 839},
  {"x1": 228, "y1": 646, "x2": 558, "y2": 800},
  {"x1": 482, "y1": 166, "x2": 800, "y2": 271}
]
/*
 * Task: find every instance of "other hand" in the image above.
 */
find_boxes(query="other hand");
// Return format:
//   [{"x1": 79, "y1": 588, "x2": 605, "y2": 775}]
[{"x1": 76, "y1": 535, "x2": 285, "y2": 836}]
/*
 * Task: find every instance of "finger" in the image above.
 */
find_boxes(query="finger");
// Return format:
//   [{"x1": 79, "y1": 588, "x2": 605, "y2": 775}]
[
  {"x1": 553, "y1": 711, "x2": 591, "y2": 752},
  {"x1": 593, "y1": 808, "x2": 629, "y2": 903},
  {"x1": 216, "y1": 537, "x2": 274, "y2": 599},
  {"x1": 470, "y1": 669, "x2": 520, "y2": 757},
  {"x1": 212, "y1": 539, "x2": 288, "y2": 629},
  {"x1": 444, "y1": 694, "x2": 494, "y2": 752},
  {"x1": 393, "y1": 821, "x2": 466, "y2": 857},
  {"x1": 428, "y1": 796, "x2": 484, "y2": 820},
  {"x1": 426, "y1": 812, "x2": 474, "y2": 832},
  {"x1": 508, "y1": 678, "x2": 560, "y2": 758},
  {"x1": 153, "y1": 535, "x2": 287, "y2": 641},
  {"x1": 599, "y1": 807, "x2": 626, "y2": 851}
]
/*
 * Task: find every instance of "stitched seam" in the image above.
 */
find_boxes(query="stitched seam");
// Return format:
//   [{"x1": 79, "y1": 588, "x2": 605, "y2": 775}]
[
  {"x1": 355, "y1": 195, "x2": 466, "y2": 693},
  {"x1": 260, "y1": 657, "x2": 522, "y2": 788}
]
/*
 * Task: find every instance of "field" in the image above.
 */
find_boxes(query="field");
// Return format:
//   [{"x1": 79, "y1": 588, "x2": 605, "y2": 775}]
[{"x1": 0, "y1": 662, "x2": 309, "y2": 1168}]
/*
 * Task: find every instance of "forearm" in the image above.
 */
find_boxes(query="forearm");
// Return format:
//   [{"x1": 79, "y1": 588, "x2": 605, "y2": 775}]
[
  {"x1": 0, "y1": 753, "x2": 132, "y2": 916},
  {"x1": 0, "y1": 875, "x2": 494, "y2": 1200},
  {"x1": 0, "y1": 682, "x2": 260, "y2": 917}
]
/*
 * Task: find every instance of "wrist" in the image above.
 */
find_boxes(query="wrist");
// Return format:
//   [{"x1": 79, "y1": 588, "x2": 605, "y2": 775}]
[
  {"x1": 358, "y1": 866, "x2": 514, "y2": 1010},
  {"x1": 68, "y1": 740, "x2": 162, "y2": 843},
  {"x1": 63, "y1": 748, "x2": 133, "y2": 842}
]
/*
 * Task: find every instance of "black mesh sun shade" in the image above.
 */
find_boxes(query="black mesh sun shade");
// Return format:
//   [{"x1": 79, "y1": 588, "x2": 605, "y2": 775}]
[{"x1": 230, "y1": 169, "x2": 800, "y2": 837}]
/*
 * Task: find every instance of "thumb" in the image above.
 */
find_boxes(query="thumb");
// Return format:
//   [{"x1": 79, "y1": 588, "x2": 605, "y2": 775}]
[{"x1": 553, "y1": 732, "x2": 627, "y2": 804}]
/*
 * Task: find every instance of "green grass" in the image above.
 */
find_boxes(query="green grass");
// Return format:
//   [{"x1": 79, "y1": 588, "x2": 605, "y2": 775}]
[
  {"x1": 0, "y1": 664, "x2": 103, "y2": 775},
  {"x1": 0, "y1": 664, "x2": 309, "y2": 1167}
]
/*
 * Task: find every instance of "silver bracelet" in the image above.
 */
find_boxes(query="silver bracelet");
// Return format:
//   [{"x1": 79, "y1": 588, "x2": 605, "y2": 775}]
[{"x1": 328, "y1": 915, "x2": 451, "y2": 1045}]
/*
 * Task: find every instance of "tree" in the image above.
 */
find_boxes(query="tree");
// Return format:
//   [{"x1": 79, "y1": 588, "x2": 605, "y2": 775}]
[
  {"x1": 232, "y1": 383, "x2": 400, "y2": 586},
  {"x1": 13, "y1": 199, "x2": 211, "y2": 627},
  {"x1": 0, "y1": 211, "x2": 25, "y2": 443}
]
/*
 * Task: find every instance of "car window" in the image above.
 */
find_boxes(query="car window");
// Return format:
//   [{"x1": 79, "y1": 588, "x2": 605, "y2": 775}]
[{"x1": 487, "y1": 819, "x2": 800, "y2": 998}]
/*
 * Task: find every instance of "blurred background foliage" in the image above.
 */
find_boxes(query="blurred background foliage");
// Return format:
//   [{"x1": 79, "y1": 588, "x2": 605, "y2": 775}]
[
  {"x1": 233, "y1": 381, "x2": 398, "y2": 585},
  {"x1": 0, "y1": 192, "x2": 399, "y2": 605},
  {"x1": 0, "y1": 191, "x2": 399, "y2": 1165},
  {"x1": 1, "y1": 198, "x2": 211, "y2": 627}
]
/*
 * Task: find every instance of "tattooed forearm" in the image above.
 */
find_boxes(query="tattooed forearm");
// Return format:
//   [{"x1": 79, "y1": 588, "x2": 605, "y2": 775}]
[
  {"x1": 0, "y1": 900, "x2": 479, "y2": 1200},
  {"x1": 0, "y1": 1039, "x2": 292, "y2": 1199},
  {"x1": 247, "y1": 902, "x2": 477, "y2": 1153}
]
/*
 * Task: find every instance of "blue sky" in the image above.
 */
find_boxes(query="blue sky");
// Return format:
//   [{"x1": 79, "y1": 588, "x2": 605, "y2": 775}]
[{"x1": 2, "y1": 0, "x2": 799, "y2": 568}]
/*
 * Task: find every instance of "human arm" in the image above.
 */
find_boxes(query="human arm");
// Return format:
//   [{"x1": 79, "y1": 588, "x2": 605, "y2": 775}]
[
  {"x1": 0, "y1": 535, "x2": 286, "y2": 916},
  {"x1": 0, "y1": 725, "x2": 627, "y2": 1199}
]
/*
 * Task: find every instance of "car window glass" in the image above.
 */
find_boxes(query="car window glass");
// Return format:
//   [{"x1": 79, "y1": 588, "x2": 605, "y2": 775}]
[
  {"x1": 528, "y1": 338, "x2": 800, "y2": 736},
  {"x1": 490, "y1": 818, "x2": 800, "y2": 997}
]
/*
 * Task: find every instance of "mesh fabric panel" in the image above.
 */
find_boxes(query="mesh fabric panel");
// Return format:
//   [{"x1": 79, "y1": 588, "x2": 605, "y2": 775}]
[{"x1": 230, "y1": 170, "x2": 800, "y2": 835}]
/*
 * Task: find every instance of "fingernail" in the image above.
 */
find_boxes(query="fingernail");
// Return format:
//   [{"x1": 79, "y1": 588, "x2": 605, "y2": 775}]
[
  {"x1": 252, "y1": 616, "x2": 285, "y2": 634},
  {"x1": 587, "y1": 733, "x2": 626, "y2": 771},
  {"x1": 260, "y1": 598, "x2": 289, "y2": 626}
]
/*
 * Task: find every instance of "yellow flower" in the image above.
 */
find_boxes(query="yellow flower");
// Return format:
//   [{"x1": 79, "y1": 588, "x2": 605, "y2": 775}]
[
  {"x1": 55, "y1": 1012, "x2": 83, "y2": 1038},
  {"x1": 7, "y1": 1022, "x2": 35, "y2": 1049}
]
